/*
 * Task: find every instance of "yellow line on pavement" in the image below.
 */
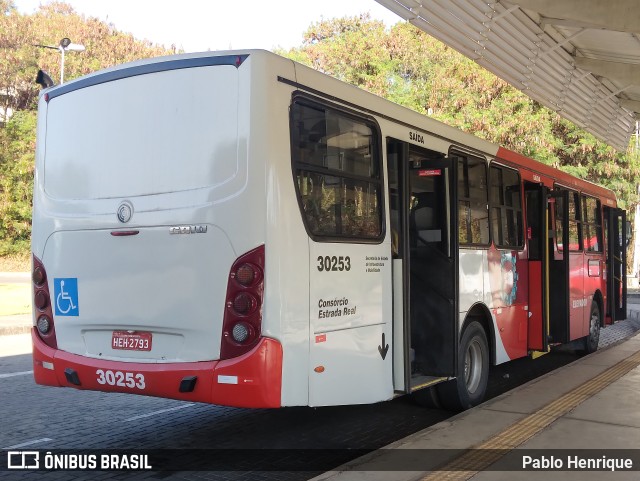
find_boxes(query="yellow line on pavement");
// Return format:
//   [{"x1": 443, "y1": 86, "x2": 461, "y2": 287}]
[{"x1": 421, "y1": 350, "x2": 640, "y2": 480}]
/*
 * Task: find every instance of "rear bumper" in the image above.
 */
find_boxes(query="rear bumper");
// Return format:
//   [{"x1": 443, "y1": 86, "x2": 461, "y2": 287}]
[{"x1": 32, "y1": 329, "x2": 283, "y2": 408}]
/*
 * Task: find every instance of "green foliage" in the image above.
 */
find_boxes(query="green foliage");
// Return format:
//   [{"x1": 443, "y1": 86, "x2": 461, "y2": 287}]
[
  {"x1": 0, "y1": 110, "x2": 36, "y2": 255},
  {"x1": 281, "y1": 16, "x2": 640, "y2": 213},
  {"x1": 1, "y1": 9, "x2": 639, "y2": 264},
  {"x1": 0, "y1": 1, "x2": 175, "y2": 116}
]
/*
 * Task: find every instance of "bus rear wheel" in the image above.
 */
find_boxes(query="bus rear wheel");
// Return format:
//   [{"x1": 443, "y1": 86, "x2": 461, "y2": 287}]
[
  {"x1": 582, "y1": 302, "x2": 600, "y2": 354},
  {"x1": 437, "y1": 321, "x2": 489, "y2": 411}
]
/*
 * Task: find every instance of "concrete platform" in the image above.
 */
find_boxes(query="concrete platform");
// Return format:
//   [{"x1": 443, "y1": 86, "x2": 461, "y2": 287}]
[{"x1": 313, "y1": 329, "x2": 640, "y2": 481}]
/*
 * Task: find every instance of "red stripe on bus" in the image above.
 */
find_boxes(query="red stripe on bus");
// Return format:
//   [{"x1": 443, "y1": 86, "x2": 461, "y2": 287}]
[
  {"x1": 32, "y1": 329, "x2": 282, "y2": 408},
  {"x1": 496, "y1": 147, "x2": 616, "y2": 204}
]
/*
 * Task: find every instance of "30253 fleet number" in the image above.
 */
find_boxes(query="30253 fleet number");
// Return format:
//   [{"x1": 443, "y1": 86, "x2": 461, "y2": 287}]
[
  {"x1": 96, "y1": 369, "x2": 146, "y2": 390},
  {"x1": 317, "y1": 256, "x2": 351, "y2": 272}
]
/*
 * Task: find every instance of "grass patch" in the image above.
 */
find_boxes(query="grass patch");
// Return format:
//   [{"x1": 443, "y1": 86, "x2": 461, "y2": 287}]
[
  {"x1": 0, "y1": 284, "x2": 31, "y2": 316},
  {"x1": 0, "y1": 253, "x2": 30, "y2": 272}
]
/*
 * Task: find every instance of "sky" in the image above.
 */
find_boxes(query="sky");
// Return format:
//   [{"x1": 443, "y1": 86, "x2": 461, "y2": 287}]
[{"x1": 16, "y1": 0, "x2": 404, "y2": 53}]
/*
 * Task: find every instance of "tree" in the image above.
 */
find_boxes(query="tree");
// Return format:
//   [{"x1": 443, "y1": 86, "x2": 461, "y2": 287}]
[
  {"x1": 281, "y1": 16, "x2": 640, "y2": 210},
  {"x1": 0, "y1": 1, "x2": 175, "y2": 257},
  {"x1": 282, "y1": 16, "x2": 639, "y2": 271},
  {"x1": 0, "y1": 110, "x2": 36, "y2": 254},
  {"x1": 0, "y1": 1, "x2": 175, "y2": 116},
  {"x1": 0, "y1": 1, "x2": 39, "y2": 120}
]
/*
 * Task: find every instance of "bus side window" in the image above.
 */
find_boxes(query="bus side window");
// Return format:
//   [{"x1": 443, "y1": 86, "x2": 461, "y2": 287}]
[
  {"x1": 555, "y1": 194, "x2": 564, "y2": 251},
  {"x1": 457, "y1": 157, "x2": 489, "y2": 246},
  {"x1": 291, "y1": 99, "x2": 383, "y2": 240},
  {"x1": 525, "y1": 189, "x2": 542, "y2": 260},
  {"x1": 582, "y1": 195, "x2": 603, "y2": 253},
  {"x1": 490, "y1": 165, "x2": 523, "y2": 249}
]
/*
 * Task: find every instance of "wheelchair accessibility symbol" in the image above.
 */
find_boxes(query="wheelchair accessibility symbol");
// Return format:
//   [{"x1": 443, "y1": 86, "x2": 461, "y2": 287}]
[{"x1": 54, "y1": 278, "x2": 79, "y2": 316}]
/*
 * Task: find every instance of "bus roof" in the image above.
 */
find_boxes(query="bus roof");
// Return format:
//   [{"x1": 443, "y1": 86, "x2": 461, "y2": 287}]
[
  {"x1": 41, "y1": 49, "x2": 618, "y2": 206},
  {"x1": 497, "y1": 147, "x2": 617, "y2": 205}
]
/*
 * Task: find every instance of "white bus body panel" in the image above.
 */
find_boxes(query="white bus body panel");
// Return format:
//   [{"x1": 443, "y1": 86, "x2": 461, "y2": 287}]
[
  {"x1": 44, "y1": 65, "x2": 241, "y2": 201},
  {"x1": 42, "y1": 227, "x2": 234, "y2": 362},
  {"x1": 246, "y1": 53, "x2": 313, "y2": 407},
  {"x1": 308, "y1": 242, "x2": 393, "y2": 406},
  {"x1": 459, "y1": 249, "x2": 510, "y2": 364},
  {"x1": 291, "y1": 63, "x2": 395, "y2": 406},
  {"x1": 34, "y1": 60, "x2": 250, "y2": 363}
]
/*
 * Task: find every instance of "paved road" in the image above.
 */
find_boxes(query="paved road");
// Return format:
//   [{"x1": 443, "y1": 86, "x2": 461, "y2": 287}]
[
  {"x1": 2, "y1": 292, "x2": 638, "y2": 480},
  {"x1": 0, "y1": 334, "x2": 588, "y2": 481}
]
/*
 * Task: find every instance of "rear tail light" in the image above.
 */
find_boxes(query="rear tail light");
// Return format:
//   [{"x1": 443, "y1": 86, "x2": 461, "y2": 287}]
[
  {"x1": 221, "y1": 245, "x2": 265, "y2": 360},
  {"x1": 33, "y1": 265, "x2": 46, "y2": 286},
  {"x1": 34, "y1": 290, "x2": 49, "y2": 309},
  {"x1": 234, "y1": 263, "x2": 257, "y2": 286},
  {"x1": 232, "y1": 292, "x2": 257, "y2": 315},
  {"x1": 32, "y1": 255, "x2": 57, "y2": 348}
]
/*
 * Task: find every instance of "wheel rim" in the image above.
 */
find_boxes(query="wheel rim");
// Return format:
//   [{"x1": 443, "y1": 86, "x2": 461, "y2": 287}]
[{"x1": 464, "y1": 338, "x2": 483, "y2": 394}]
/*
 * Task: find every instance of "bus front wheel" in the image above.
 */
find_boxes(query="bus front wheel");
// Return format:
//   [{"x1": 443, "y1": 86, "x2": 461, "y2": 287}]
[{"x1": 437, "y1": 321, "x2": 489, "y2": 411}]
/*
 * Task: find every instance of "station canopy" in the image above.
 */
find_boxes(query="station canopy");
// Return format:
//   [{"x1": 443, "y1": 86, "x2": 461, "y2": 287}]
[{"x1": 375, "y1": 0, "x2": 640, "y2": 151}]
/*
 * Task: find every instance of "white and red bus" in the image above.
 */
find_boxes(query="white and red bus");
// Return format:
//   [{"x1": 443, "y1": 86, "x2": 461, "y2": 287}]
[{"x1": 31, "y1": 50, "x2": 628, "y2": 410}]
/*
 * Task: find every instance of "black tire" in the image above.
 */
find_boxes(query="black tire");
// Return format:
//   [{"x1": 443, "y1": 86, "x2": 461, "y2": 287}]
[
  {"x1": 437, "y1": 321, "x2": 489, "y2": 411},
  {"x1": 411, "y1": 385, "x2": 441, "y2": 409},
  {"x1": 582, "y1": 302, "x2": 601, "y2": 354}
]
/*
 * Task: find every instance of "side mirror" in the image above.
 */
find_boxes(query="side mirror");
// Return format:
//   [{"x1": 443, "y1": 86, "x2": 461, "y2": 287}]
[{"x1": 626, "y1": 220, "x2": 632, "y2": 247}]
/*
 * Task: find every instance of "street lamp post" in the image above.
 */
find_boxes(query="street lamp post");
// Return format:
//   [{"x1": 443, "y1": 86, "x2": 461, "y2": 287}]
[{"x1": 34, "y1": 38, "x2": 85, "y2": 84}]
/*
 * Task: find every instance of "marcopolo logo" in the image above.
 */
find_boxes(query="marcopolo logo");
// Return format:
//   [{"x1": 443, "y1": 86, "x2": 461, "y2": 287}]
[
  {"x1": 7, "y1": 451, "x2": 40, "y2": 469},
  {"x1": 117, "y1": 201, "x2": 133, "y2": 223}
]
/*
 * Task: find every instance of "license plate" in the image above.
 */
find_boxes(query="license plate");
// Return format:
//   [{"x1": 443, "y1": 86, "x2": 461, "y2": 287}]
[{"x1": 112, "y1": 331, "x2": 152, "y2": 351}]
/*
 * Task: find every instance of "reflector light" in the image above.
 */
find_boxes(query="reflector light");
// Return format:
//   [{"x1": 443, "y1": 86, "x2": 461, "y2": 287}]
[
  {"x1": 34, "y1": 291, "x2": 48, "y2": 310},
  {"x1": 233, "y1": 292, "x2": 256, "y2": 315},
  {"x1": 235, "y1": 264, "x2": 256, "y2": 286},
  {"x1": 231, "y1": 323, "x2": 250, "y2": 343},
  {"x1": 33, "y1": 266, "x2": 46, "y2": 286},
  {"x1": 37, "y1": 316, "x2": 51, "y2": 334}
]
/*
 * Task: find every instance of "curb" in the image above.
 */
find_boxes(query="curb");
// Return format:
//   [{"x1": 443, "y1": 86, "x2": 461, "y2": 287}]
[
  {"x1": 0, "y1": 272, "x2": 30, "y2": 281},
  {"x1": 0, "y1": 313, "x2": 32, "y2": 337},
  {"x1": 0, "y1": 326, "x2": 31, "y2": 336},
  {"x1": 628, "y1": 309, "x2": 640, "y2": 322}
]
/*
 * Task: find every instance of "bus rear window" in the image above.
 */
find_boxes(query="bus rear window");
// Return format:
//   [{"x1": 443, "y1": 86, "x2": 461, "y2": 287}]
[{"x1": 44, "y1": 65, "x2": 239, "y2": 200}]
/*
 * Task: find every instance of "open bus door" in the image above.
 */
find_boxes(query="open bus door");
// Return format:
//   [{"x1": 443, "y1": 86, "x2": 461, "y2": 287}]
[
  {"x1": 548, "y1": 189, "x2": 570, "y2": 344},
  {"x1": 605, "y1": 207, "x2": 627, "y2": 322},
  {"x1": 387, "y1": 139, "x2": 458, "y2": 394},
  {"x1": 524, "y1": 183, "x2": 549, "y2": 352}
]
